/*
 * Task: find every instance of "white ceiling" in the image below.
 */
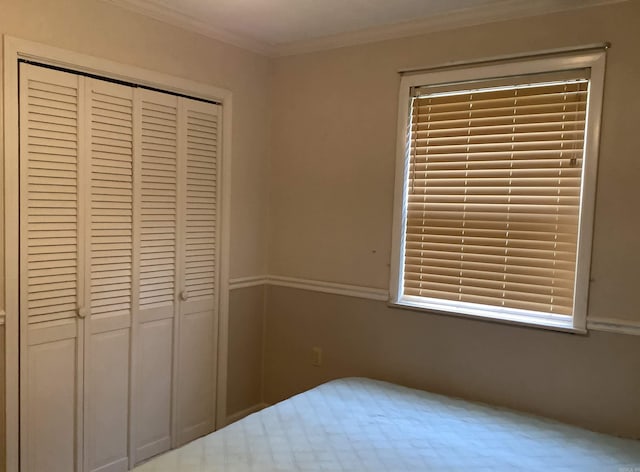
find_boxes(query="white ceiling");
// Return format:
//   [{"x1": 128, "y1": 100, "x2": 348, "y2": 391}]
[{"x1": 104, "y1": 0, "x2": 625, "y2": 56}]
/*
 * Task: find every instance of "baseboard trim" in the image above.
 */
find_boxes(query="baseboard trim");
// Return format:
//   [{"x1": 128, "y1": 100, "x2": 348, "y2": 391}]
[
  {"x1": 587, "y1": 317, "x2": 640, "y2": 336},
  {"x1": 224, "y1": 402, "x2": 269, "y2": 426},
  {"x1": 229, "y1": 276, "x2": 640, "y2": 336},
  {"x1": 92, "y1": 457, "x2": 129, "y2": 472},
  {"x1": 229, "y1": 275, "x2": 268, "y2": 290}
]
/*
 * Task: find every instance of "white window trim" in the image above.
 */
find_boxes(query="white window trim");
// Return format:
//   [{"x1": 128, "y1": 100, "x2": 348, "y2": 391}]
[{"x1": 389, "y1": 49, "x2": 606, "y2": 333}]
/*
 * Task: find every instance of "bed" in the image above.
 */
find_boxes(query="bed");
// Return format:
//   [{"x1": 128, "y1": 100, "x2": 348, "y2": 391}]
[{"x1": 134, "y1": 377, "x2": 640, "y2": 471}]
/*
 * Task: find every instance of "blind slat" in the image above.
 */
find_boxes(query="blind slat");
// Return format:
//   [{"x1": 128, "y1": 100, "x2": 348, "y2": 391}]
[{"x1": 403, "y1": 78, "x2": 587, "y2": 317}]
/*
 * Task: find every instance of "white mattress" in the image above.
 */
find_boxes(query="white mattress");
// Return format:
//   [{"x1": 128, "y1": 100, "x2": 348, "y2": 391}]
[{"x1": 134, "y1": 377, "x2": 640, "y2": 471}]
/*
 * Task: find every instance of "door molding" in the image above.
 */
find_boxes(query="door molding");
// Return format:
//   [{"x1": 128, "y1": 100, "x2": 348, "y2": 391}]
[{"x1": 3, "y1": 35, "x2": 232, "y2": 472}]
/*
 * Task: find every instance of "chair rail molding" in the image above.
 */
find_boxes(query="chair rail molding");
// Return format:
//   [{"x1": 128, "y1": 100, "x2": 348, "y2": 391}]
[
  {"x1": 228, "y1": 275, "x2": 268, "y2": 290},
  {"x1": 229, "y1": 275, "x2": 388, "y2": 301},
  {"x1": 587, "y1": 317, "x2": 640, "y2": 336},
  {"x1": 229, "y1": 275, "x2": 640, "y2": 337}
]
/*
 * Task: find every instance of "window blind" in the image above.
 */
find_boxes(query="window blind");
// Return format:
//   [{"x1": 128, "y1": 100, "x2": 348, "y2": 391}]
[{"x1": 403, "y1": 78, "x2": 588, "y2": 317}]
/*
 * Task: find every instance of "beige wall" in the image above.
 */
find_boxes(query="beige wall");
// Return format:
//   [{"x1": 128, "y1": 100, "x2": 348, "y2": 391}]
[
  {"x1": 268, "y1": 0, "x2": 640, "y2": 327},
  {"x1": 227, "y1": 286, "x2": 265, "y2": 415},
  {"x1": 2, "y1": 0, "x2": 640, "y2": 465},
  {"x1": 0, "y1": 0, "x2": 270, "y2": 461},
  {"x1": 0, "y1": 0, "x2": 270, "y2": 280},
  {"x1": 264, "y1": 286, "x2": 640, "y2": 438},
  {"x1": 265, "y1": 0, "x2": 640, "y2": 439}
]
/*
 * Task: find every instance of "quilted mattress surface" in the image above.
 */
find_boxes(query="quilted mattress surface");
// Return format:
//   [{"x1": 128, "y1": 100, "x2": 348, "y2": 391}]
[{"x1": 134, "y1": 377, "x2": 640, "y2": 471}]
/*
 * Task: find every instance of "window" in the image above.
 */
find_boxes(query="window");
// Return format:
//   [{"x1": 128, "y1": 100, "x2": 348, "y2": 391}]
[{"x1": 390, "y1": 49, "x2": 606, "y2": 332}]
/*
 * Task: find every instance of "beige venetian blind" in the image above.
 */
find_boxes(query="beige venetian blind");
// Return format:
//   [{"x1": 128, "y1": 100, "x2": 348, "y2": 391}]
[{"x1": 404, "y1": 77, "x2": 588, "y2": 316}]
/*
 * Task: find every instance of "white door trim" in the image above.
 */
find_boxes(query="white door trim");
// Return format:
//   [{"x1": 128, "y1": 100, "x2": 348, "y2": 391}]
[{"x1": 3, "y1": 35, "x2": 233, "y2": 472}]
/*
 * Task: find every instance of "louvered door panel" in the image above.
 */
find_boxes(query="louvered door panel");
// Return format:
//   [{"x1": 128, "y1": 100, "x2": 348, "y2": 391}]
[
  {"x1": 133, "y1": 89, "x2": 179, "y2": 464},
  {"x1": 184, "y1": 106, "x2": 217, "y2": 299},
  {"x1": 20, "y1": 63, "x2": 82, "y2": 472},
  {"x1": 139, "y1": 95, "x2": 178, "y2": 314},
  {"x1": 85, "y1": 79, "x2": 133, "y2": 472},
  {"x1": 176, "y1": 98, "x2": 220, "y2": 446},
  {"x1": 89, "y1": 81, "x2": 134, "y2": 322},
  {"x1": 23, "y1": 70, "x2": 80, "y2": 325},
  {"x1": 20, "y1": 63, "x2": 224, "y2": 472}
]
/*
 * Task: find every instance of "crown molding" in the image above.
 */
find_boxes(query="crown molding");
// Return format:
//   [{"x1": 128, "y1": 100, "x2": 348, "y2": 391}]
[
  {"x1": 101, "y1": 0, "x2": 627, "y2": 58},
  {"x1": 100, "y1": 0, "x2": 277, "y2": 56},
  {"x1": 275, "y1": 0, "x2": 628, "y2": 57}
]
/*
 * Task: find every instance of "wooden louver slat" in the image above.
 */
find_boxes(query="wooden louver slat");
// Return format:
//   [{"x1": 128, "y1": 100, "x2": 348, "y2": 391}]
[
  {"x1": 24, "y1": 73, "x2": 79, "y2": 324},
  {"x1": 139, "y1": 94, "x2": 178, "y2": 310},
  {"x1": 90, "y1": 82, "x2": 134, "y2": 318},
  {"x1": 403, "y1": 80, "x2": 588, "y2": 316},
  {"x1": 184, "y1": 105, "x2": 218, "y2": 299}
]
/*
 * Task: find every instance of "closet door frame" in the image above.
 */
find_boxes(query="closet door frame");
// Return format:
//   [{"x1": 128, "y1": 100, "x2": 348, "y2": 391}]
[{"x1": 3, "y1": 35, "x2": 233, "y2": 472}]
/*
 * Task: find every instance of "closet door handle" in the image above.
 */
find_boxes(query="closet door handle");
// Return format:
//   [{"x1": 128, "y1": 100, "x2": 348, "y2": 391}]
[
  {"x1": 180, "y1": 290, "x2": 189, "y2": 301},
  {"x1": 77, "y1": 306, "x2": 89, "y2": 319}
]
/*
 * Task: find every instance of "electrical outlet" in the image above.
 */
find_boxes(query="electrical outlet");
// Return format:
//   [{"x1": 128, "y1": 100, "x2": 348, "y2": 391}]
[{"x1": 311, "y1": 347, "x2": 323, "y2": 366}]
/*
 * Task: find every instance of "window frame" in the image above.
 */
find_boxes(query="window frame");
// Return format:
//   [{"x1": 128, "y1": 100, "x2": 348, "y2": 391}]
[{"x1": 390, "y1": 50, "x2": 606, "y2": 333}]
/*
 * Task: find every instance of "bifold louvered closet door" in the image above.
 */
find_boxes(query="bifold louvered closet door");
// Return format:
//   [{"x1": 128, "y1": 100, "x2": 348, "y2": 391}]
[
  {"x1": 20, "y1": 63, "x2": 84, "y2": 472},
  {"x1": 175, "y1": 98, "x2": 219, "y2": 447},
  {"x1": 133, "y1": 89, "x2": 180, "y2": 464},
  {"x1": 19, "y1": 63, "x2": 220, "y2": 472}
]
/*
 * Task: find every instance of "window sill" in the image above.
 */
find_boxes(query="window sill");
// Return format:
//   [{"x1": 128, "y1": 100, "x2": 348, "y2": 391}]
[{"x1": 389, "y1": 297, "x2": 587, "y2": 335}]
